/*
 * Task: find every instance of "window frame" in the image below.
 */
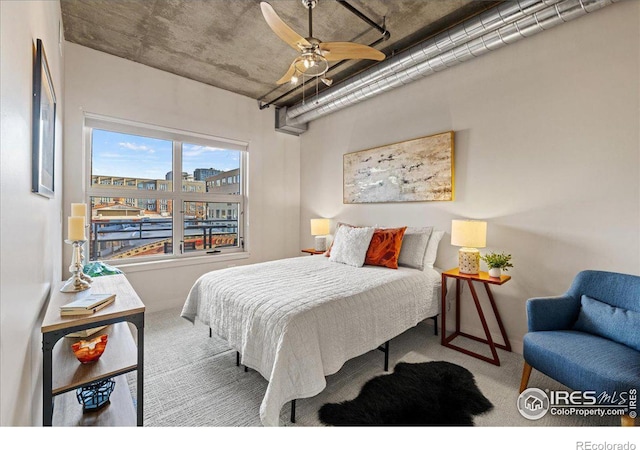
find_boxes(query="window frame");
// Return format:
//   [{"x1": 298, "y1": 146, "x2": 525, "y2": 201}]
[{"x1": 84, "y1": 113, "x2": 248, "y2": 265}]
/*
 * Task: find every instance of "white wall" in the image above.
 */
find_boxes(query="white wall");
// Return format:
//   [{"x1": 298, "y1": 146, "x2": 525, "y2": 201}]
[
  {"x1": 1, "y1": 0, "x2": 636, "y2": 428},
  {"x1": 0, "y1": 1, "x2": 65, "y2": 426},
  {"x1": 299, "y1": 1, "x2": 640, "y2": 353},
  {"x1": 63, "y1": 43, "x2": 301, "y2": 313}
]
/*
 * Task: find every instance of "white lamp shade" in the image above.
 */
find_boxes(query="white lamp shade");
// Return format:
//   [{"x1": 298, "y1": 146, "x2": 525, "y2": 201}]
[
  {"x1": 451, "y1": 220, "x2": 487, "y2": 248},
  {"x1": 310, "y1": 218, "x2": 330, "y2": 236}
]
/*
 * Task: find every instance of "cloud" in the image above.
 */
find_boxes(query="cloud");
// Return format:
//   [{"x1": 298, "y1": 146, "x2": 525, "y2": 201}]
[
  {"x1": 182, "y1": 145, "x2": 226, "y2": 157},
  {"x1": 119, "y1": 142, "x2": 155, "y2": 153},
  {"x1": 99, "y1": 152, "x2": 125, "y2": 158}
]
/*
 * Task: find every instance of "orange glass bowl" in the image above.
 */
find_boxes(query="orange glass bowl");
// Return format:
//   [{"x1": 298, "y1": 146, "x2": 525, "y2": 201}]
[{"x1": 71, "y1": 334, "x2": 108, "y2": 364}]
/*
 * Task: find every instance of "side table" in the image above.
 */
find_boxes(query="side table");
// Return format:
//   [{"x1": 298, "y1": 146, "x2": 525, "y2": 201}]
[
  {"x1": 301, "y1": 248, "x2": 325, "y2": 255},
  {"x1": 441, "y1": 268, "x2": 511, "y2": 366}
]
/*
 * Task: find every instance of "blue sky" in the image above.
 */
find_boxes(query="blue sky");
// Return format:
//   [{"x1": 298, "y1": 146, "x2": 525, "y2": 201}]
[{"x1": 92, "y1": 129, "x2": 240, "y2": 180}]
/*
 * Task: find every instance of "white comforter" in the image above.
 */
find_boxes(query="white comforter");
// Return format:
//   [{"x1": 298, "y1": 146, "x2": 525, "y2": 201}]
[{"x1": 181, "y1": 255, "x2": 441, "y2": 426}]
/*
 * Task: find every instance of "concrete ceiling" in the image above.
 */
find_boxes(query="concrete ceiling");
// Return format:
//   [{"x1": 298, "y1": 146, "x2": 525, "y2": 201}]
[{"x1": 60, "y1": 0, "x2": 501, "y2": 108}]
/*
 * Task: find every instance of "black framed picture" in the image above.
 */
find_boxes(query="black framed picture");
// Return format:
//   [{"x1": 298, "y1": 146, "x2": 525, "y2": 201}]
[{"x1": 32, "y1": 38, "x2": 56, "y2": 198}]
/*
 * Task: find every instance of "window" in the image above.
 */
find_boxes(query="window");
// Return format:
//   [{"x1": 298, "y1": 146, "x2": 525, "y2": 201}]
[{"x1": 85, "y1": 115, "x2": 247, "y2": 263}]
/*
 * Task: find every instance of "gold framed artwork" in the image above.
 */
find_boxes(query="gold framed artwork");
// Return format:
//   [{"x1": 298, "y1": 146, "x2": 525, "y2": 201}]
[{"x1": 343, "y1": 131, "x2": 454, "y2": 204}]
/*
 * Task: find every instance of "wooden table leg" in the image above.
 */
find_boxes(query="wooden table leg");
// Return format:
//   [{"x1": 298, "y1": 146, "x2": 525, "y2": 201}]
[
  {"x1": 466, "y1": 280, "x2": 500, "y2": 365},
  {"x1": 483, "y1": 283, "x2": 511, "y2": 352},
  {"x1": 440, "y1": 273, "x2": 512, "y2": 366},
  {"x1": 440, "y1": 272, "x2": 447, "y2": 345}
]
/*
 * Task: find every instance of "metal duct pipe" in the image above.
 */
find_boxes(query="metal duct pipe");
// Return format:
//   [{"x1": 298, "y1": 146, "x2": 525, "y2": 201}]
[
  {"x1": 287, "y1": 0, "x2": 559, "y2": 122},
  {"x1": 285, "y1": 0, "x2": 617, "y2": 127}
]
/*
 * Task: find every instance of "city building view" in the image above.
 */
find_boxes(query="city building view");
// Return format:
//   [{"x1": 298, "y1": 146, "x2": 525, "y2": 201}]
[
  {"x1": 89, "y1": 170, "x2": 240, "y2": 260},
  {"x1": 88, "y1": 129, "x2": 243, "y2": 261}
]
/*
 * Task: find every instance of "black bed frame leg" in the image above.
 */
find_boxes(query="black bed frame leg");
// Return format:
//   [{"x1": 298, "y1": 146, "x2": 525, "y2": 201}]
[
  {"x1": 384, "y1": 341, "x2": 389, "y2": 371},
  {"x1": 236, "y1": 351, "x2": 247, "y2": 371},
  {"x1": 236, "y1": 351, "x2": 248, "y2": 371},
  {"x1": 376, "y1": 340, "x2": 390, "y2": 371},
  {"x1": 209, "y1": 327, "x2": 212, "y2": 338},
  {"x1": 433, "y1": 315, "x2": 438, "y2": 336},
  {"x1": 291, "y1": 399, "x2": 296, "y2": 423}
]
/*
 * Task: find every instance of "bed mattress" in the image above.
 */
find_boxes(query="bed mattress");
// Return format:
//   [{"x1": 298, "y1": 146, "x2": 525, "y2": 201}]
[{"x1": 181, "y1": 255, "x2": 441, "y2": 426}]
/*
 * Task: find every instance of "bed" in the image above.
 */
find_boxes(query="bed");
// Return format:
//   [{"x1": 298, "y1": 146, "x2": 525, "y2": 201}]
[{"x1": 181, "y1": 226, "x2": 443, "y2": 426}]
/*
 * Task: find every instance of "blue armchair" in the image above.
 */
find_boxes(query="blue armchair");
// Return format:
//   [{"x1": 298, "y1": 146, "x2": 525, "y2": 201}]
[{"x1": 519, "y1": 270, "x2": 640, "y2": 426}]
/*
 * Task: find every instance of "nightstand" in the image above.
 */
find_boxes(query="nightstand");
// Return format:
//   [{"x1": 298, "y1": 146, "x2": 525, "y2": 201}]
[
  {"x1": 301, "y1": 248, "x2": 325, "y2": 255},
  {"x1": 440, "y1": 268, "x2": 511, "y2": 366}
]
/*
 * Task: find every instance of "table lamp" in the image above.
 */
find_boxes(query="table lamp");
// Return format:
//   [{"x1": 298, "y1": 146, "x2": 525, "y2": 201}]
[
  {"x1": 451, "y1": 219, "x2": 487, "y2": 274},
  {"x1": 310, "y1": 218, "x2": 330, "y2": 251}
]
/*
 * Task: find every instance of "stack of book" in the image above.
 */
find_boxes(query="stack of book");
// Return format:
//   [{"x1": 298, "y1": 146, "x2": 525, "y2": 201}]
[
  {"x1": 65, "y1": 325, "x2": 109, "y2": 338},
  {"x1": 59, "y1": 293, "x2": 116, "y2": 317}
]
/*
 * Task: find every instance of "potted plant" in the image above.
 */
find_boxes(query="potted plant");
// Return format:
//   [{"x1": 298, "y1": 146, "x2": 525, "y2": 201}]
[{"x1": 481, "y1": 252, "x2": 513, "y2": 278}]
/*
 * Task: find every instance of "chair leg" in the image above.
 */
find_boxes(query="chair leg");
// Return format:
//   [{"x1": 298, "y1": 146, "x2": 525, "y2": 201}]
[
  {"x1": 621, "y1": 414, "x2": 636, "y2": 426},
  {"x1": 519, "y1": 362, "x2": 532, "y2": 393}
]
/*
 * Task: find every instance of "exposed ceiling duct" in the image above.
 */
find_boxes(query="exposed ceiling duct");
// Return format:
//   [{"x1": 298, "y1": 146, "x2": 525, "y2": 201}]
[{"x1": 276, "y1": 0, "x2": 617, "y2": 133}]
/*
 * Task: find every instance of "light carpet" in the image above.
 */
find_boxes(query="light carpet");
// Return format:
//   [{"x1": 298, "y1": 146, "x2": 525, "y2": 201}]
[{"x1": 129, "y1": 307, "x2": 622, "y2": 427}]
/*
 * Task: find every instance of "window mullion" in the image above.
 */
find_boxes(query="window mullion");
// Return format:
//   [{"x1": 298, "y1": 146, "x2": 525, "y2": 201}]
[{"x1": 173, "y1": 140, "x2": 183, "y2": 255}]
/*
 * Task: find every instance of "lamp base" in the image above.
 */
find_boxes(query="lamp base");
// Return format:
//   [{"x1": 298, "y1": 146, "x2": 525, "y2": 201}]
[
  {"x1": 458, "y1": 248, "x2": 480, "y2": 274},
  {"x1": 314, "y1": 236, "x2": 327, "y2": 252}
]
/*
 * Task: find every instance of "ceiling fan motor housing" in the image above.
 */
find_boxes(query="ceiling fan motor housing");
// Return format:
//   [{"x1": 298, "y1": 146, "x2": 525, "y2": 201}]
[{"x1": 303, "y1": 0, "x2": 318, "y2": 9}]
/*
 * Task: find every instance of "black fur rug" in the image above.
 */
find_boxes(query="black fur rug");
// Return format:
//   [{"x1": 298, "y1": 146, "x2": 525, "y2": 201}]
[{"x1": 318, "y1": 361, "x2": 493, "y2": 426}]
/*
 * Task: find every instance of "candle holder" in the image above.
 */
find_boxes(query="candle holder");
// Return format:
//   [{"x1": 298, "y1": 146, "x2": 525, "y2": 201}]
[
  {"x1": 61, "y1": 240, "x2": 91, "y2": 292},
  {"x1": 78, "y1": 234, "x2": 93, "y2": 285}
]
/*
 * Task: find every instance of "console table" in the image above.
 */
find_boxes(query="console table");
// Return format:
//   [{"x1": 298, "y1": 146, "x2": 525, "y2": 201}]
[
  {"x1": 440, "y1": 268, "x2": 511, "y2": 366},
  {"x1": 41, "y1": 274, "x2": 144, "y2": 426}
]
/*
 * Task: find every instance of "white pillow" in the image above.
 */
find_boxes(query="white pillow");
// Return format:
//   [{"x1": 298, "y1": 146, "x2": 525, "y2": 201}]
[
  {"x1": 329, "y1": 225, "x2": 375, "y2": 267},
  {"x1": 423, "y1": 230, "x2": 444, "y2": 269},
  {"x1": 398, "y1": 227, "x2": 433, "y2": 270}
]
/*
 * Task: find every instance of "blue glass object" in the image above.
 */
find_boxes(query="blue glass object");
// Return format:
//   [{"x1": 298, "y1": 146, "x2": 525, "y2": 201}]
[{"x1": 76, "y1": 378, "x2": 116, "y2": 413}]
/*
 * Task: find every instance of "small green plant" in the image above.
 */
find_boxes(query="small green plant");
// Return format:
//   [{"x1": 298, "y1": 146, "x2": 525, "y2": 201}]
[{"x1": 481, "y1": 252, "x2": 513, "y2": 271}]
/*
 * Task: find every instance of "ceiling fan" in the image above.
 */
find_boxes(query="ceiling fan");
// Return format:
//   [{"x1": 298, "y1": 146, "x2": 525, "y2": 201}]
[{"x1": 260, "y1": 0, "x2": 386, "y2": 87}]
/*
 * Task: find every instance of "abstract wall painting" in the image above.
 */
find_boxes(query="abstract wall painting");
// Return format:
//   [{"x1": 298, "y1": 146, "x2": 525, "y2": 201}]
[{"x1": 343, "y1": 131, "x2": 454, "y2": 204}]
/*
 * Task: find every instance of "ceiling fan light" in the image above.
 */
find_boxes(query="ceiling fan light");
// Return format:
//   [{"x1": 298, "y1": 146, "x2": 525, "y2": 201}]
[
  {"x1": 291, "y1": 74, "x2": 299, "y2": 84},
  {"x1": 321, "y1": 77, "x2": 333, "y2": 87}
]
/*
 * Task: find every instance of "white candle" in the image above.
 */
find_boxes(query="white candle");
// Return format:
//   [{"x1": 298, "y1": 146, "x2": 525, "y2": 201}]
[
  {"x1": 68, "y1": 216, "x2": 86, "y2": 241},
  {"x1": 71, "y1": 203, "x2": 87, "y2": 217}
]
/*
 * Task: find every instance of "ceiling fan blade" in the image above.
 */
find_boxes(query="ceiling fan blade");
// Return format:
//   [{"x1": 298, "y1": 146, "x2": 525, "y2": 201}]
[
  {"x1": 277, "y1": 61, "x2": 298, "y2": 85},
  {"x1": 319, "y1": 42, "x2": 385, "y2": 62},
  {"x1": 260, "y1": 2, "x2": 310, "y2": 51}
]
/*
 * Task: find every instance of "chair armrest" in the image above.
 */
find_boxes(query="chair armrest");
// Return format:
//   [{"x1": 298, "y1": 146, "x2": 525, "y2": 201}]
[{"x1": 527, "y1": 295, "x2": 580, "y2": 332}]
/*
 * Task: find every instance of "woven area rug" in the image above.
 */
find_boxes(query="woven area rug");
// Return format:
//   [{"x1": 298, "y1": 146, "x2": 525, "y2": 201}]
[
  {"x1": 129, "y1": 307, "x2": 621, "y2": 427},
  {"x1": 318, "y1": 361, "x2": 493, "y2": 426},
  {"x1": 127, "y1": 308, "x2": 270, "y2": 426}
]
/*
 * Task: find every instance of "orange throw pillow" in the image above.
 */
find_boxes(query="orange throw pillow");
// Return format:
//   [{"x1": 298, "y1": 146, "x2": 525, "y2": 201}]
[{"x1": 364, "y1": 227, "x2": 407, "y2": 269}]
